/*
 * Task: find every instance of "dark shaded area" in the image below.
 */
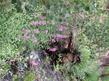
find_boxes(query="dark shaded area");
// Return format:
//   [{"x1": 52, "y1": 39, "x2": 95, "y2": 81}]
[
  {"x1": 1, "y1": 32, "x2": 81, "y2": 81},
  {"x1": 2, "y1": 70, "x2": 13, "y2": 81},
  {"x1": 11, "y1": 0, "x2": 22, "y2": 12}
]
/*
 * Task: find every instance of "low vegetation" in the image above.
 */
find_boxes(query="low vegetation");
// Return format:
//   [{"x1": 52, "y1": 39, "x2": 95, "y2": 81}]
[{"x1": 0, "y1": 0, "x2": 109, "y2": 81}]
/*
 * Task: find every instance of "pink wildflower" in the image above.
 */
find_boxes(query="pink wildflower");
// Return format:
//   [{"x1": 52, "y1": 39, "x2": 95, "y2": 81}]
[
  {"x1": 58, "y1": 24, "x2": 67, "y2": 31},
  {"x1": 33, "y1": 29, "x2": 40, "y2": 34},
  {"x1": 55, "y1": 34, "x2": 67, "y2": 39},
  {"x1": 38, "y1": 21, "x2": 42, "y2": 26},
  {"x1": 31, "y1": 60, "x2": 39, "y2": 66},
  {"x1": 31, "y1": 21, "x2": 39, "y2": 26},
  {"x1": 22, "y1": 29, "x2": 30, "y2": 41},
  {"x1": 31, "y1": 21, "x2": 47, "y2": 26},
  {"x1": 54, "y1": 34, "x2": 67, "y2": 41},
  {"x1": 49, "y1": 47, "x2": 57, "y2": 52},
  {"x1": 39, "y1": 21, "x2": 46, "y2": 26},
  {"x1": 31, "y1": 34, "x2": 37, "y2": 43},
  {"x1": 22, "y1": 34, "x2": 30, "y2": 41},
  {"x1": 39, "y1": 15, "x2": 46, "y2": 20},
  {"x1": 22, "y1": 29, "x2": 30, "y2": 34},
  {"x1": 51, "y1": 39, "x2": 56, "y2": 42},
  {"x1": 44, "y1": 30, "x2": 48, "y2": 34},
  {"x1": 32, "y1": 38, "x2": 37, "y2": 44}
]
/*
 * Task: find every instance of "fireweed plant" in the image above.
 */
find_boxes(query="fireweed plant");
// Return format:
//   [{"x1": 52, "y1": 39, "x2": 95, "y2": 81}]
[
  {"x1": 21, "y1": 14, "x2": 56, "y2": 49},
  {"x1": 19, "y1": 12, "x2": 99, "y2": 81},
  {"x1": 1, "y1": 11, "x2": 99, "y2": 81},
  {"x1": 0, "y1": 0, "x2": 103, "y2": 81}
]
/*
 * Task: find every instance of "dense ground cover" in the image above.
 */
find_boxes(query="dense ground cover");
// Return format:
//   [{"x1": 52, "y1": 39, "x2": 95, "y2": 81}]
[{"x1": 0, "y1": 0, "x2": 109, "y2": 81}]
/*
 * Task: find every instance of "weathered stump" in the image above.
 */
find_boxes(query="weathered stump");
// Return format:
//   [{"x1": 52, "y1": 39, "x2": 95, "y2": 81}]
[{"x1": 99, "y1": 51, "x2": 109, "y2": 81}]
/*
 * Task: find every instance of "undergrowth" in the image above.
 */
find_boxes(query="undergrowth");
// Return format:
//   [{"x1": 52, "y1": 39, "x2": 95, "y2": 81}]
[{"x1": 0, "y1": 0, "x2": 109, "y2": 81}]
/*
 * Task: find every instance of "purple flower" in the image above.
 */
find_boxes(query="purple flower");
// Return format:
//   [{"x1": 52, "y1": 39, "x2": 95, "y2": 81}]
[
  {"x1": 33, "y1": 29, "x2": 40, "y2": 34},
  {"x1": 51, "y1": 38, "x2": 56, "y2": 42},
  {"x1": 44, "y1": 30, "x2": 48, "y2": 34},
  {"x1": 22, "y1": 34, "x2": 30, "y2": 41},
  {"x1": 58, "y1": 24, "x2": 67, "y2": 31},
  {"x1": 31, "y1": 21, "x2": 39, "y2": 26},
  {"x1": 55, "y1": 34, "x2": 67, "y2": 39},
  {"x1": 58, "y1": 27, "x2": 64, "y2": 31},
  {"x1": 39, "y1": 21, "x2": 46, "y2": 26},
  {"x1": 31, "y1": 34, "x2": 37, "y2": 43},
  {"x1": 48, "y1": 47, "x2": 57, "y2": 52},
  {"x1": 39, "y1": 15, "x2": 46, "y2": 20},
  {"x1": 22, "y1": 29, "x2": 31, "y2": 41},
  {"x1": 31, "y1": 21, "x2": 47, "y2": 26},
  {"x1": 31, "y1": 60, "x2": 39, "y2": 66},
  {"x1": 22, "y1": 29, "x2": 30, "y2": 34},
  {"x1": 32, "y1": 38, "x2": 37, "y2": 44}
]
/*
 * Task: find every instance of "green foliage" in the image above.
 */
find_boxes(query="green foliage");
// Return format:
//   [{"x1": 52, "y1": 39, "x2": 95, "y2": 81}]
[
  {"x1": 0, "y1": 0, "x2": 13, "y2": 11},
  {"x1": 0, "y1": 0, "x2": 108, "y2": 80},
  {"x1": 24, "y1": 72, "x2": 35, "y2": 81},
  {"x1": 71, "y1": 42, "x2": 99, "y2": 81},
  {"x1": 79, "y1": 46, "x2": 99, "y2": 81},
  {"x1": 0, "y1": 44, "x2": 17, "y2": 60},
  {"x1": 0, "y1": 11, "x2": 31, "y2": 47},
  {"x1": 0, "y1": 9, "x2": 31, "y2": 75},
  {"x1": 13, "y1": 71, "x2": 35, "y2": 81}
]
